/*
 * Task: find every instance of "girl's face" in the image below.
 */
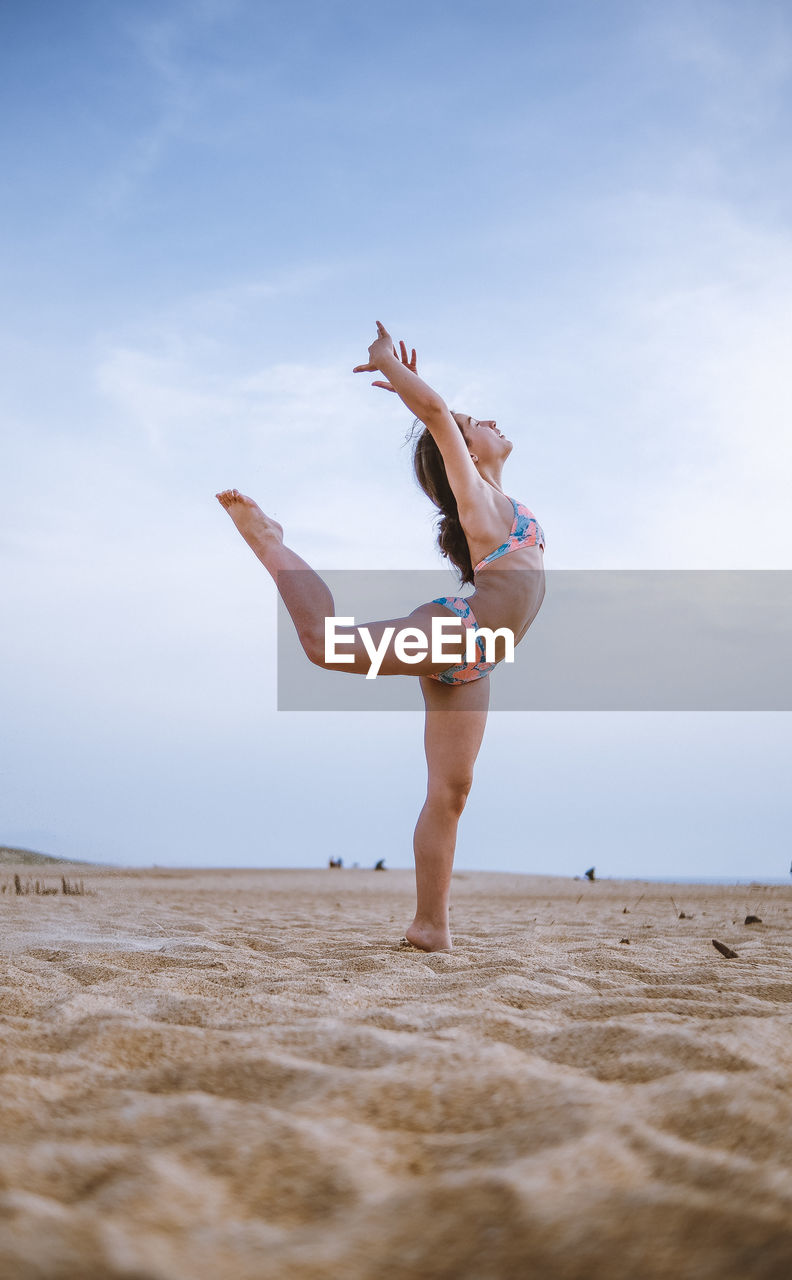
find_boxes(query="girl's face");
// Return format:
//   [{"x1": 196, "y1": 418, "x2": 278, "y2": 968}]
[{"x1": 453, "y1": 412, "x2": 513, "y2": 463}]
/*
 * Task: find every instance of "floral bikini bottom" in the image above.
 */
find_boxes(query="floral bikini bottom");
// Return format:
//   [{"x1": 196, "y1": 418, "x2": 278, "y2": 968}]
[{"x1": 427, "y1": 595, "x2": 497, "y2": 686}]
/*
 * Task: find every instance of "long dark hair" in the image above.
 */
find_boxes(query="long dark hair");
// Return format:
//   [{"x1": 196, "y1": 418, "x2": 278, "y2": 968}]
[{"x1": 408, "y1": 416, "x2": 474, "y2": 586}]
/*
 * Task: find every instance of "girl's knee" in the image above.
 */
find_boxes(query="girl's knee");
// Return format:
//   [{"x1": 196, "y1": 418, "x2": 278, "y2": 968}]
[
  {"x1": 302, "y1": 628, "x2": 328, "y2": 668},
  {"x1": 429, "y1": 777, "x2": 474, "y2": 816}
]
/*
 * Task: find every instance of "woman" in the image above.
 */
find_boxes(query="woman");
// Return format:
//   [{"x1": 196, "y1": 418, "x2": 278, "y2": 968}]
[{"x1": 216, "y1": 321, "x2": 545, "y2": 952}]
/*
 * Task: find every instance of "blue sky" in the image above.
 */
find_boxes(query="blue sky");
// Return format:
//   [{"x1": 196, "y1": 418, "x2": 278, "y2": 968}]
[{"x1": 2, "y1": 0, "x2": 791, "y2": 878}]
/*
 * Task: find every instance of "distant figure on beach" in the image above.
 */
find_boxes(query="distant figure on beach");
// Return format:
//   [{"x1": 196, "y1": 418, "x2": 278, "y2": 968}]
[{"x1": 217, "y1": 322, "x2": 546, "y2": 951}]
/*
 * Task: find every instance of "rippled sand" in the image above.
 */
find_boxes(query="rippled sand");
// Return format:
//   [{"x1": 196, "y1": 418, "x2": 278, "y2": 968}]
[{"x1": 2, "y1": 866, "x2": 792, "y2": 1279}]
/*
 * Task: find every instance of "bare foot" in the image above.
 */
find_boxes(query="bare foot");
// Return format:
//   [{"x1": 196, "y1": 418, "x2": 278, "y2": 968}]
[
  {"x1": 403, "y1": 921, "x2": 452, "y2": 952},
  {"x1": 216, "y1": 489, "x2": 284, "y2": 555}
]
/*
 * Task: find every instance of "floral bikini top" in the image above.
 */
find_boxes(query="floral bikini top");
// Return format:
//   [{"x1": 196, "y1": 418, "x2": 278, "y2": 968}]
[{"x1": 473, "y1": 496, "x2": 546, "y2": 574}]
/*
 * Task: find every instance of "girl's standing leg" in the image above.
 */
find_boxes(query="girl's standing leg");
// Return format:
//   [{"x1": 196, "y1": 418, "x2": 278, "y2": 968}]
[{"x1": 406, "y1": 674, "x2": 491, "y2": 952}]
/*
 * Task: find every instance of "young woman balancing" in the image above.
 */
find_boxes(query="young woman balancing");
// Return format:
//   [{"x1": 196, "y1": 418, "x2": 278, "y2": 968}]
[{"x1": 216, "y1": 321, "x2": 546, "y2": 952}]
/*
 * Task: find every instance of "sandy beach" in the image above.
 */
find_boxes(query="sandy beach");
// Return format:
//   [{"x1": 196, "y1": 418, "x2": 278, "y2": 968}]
[{"x1": 2, "y1": 865, "x2": 792, "y2": 1279}]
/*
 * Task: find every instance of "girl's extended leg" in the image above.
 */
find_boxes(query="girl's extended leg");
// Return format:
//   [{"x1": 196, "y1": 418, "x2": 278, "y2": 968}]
[
  {"x1": 217, "y1": 489, "x2": 470, "y2": 677},
  {"x1": 406, "y1": 674, "x2": 490, "y2": 952},
  {"x1": 217, "y1": 490, "x2": 335, "y2": 657}
]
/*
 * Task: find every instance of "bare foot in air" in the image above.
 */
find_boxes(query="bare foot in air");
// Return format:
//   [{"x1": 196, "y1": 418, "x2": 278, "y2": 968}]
[
  {"x1": 216, "y1": 490, "x2": 284, "y2": 555},
  {"x1": 402, "y1": 921, "x2": 452, "y2": 952}
]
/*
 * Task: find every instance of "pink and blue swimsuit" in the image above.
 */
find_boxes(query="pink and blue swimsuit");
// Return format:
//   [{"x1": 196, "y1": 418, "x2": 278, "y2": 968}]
[{"x1": 428, "y1": 496, "x2": 545, "y2": 686}]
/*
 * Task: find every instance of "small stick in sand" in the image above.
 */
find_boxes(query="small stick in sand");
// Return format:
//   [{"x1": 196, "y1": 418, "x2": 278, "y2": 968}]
[{"x1": 712, "y1": 939, "x2": 739, "y2": 959}]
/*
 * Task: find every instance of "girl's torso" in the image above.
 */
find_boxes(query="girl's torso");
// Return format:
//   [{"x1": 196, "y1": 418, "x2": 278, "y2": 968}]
[{"x1": 458, "y1": 488, "x2": 546, "y2": 643}]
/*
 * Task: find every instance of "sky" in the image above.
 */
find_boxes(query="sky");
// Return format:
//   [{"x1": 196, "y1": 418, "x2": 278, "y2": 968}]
[{"x1": 2, "y1": 0, "x2": 791, "y2": 879}]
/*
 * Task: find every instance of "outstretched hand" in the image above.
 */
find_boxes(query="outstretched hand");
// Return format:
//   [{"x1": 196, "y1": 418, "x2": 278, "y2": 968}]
[
  {"x1": 371, "y1": 339, "x2": 417, "y2": 392},
  {"x1": 352, "y1": 321, "x2": 417, "y2": 390}
]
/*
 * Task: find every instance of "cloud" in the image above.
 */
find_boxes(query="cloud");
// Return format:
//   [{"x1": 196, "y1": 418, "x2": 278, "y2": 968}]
[
  {"x1": 94, "y1": 0, "x2": 243, "y2": 214},
  {"x1": 489, "y1": 188, "x2": 792, "y2": 570},
  {"x1": 94, "y1": 330, "x2": 443, "y2": 571}
]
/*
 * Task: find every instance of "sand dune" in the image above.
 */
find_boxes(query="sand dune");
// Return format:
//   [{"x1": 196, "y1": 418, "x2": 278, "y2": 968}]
[
  {"x1": 2, "y1": 867, "x2": 792, "y2": 1279},
  {"x1": 0, "y1": 847, "x2": 96, "y2": 867}
]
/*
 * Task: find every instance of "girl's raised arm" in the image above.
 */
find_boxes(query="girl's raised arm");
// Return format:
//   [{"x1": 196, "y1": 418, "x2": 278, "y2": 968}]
[{"x1": 353, "y1": 322, "x2": 486, "y2": 507}]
